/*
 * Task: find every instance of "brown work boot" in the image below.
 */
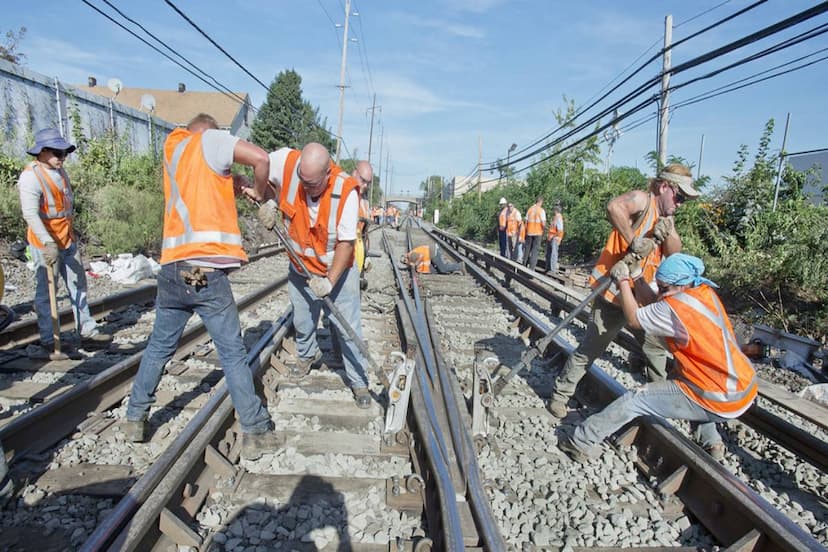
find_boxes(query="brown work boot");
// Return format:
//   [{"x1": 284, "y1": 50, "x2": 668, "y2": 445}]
[
  {"x1": 558, "y1": 434, "x2": 588, "y2": 463},
  {"x1": 290, "y1": 351, "x2": 323, "y2": 379},
  {"x1": 123, "y1": 418, "x2": 148, "y2": 443},
  {"x1": 241, "y1": 430, "x2": 285, "y2": 461},
  {"x1": 547, "y1": 399, "x2": 568, "y2": 419}
]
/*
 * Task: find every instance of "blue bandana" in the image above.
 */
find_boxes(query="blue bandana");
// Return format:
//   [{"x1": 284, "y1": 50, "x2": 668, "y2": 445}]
[{"x1": 656, "y1": 253, "x2": 718, "y2": 288}]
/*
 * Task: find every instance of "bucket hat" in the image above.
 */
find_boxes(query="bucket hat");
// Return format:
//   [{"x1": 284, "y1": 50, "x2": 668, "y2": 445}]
[{"x1": 27, "y1": 128, "x2": 76, "y2": 156}]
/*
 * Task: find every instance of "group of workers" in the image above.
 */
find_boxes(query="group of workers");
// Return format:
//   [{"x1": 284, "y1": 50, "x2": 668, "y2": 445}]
[
  {"x1": 8, "y1": 116, "x2": 756, "y2": 494},
  {"x1": 497, "y1": 196, "x2": 565, "y2": 273}
]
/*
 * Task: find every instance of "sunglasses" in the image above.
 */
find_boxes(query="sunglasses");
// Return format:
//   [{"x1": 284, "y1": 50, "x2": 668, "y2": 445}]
[
  {"x1": 45, "y1": 148, "x2": 69, "y2": 159},
  {"x1": 670, "y1": 185, "x2": 687, "y2": 205}
]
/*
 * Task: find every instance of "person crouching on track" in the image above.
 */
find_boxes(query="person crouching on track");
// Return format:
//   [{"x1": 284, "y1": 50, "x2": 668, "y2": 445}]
[
  {"x1": 400, "y1": 244, "x2": 463, "y2": 274},
  {"x1": 548, "y1": 163, "x2": 699, "y2": 419},
  {"x1": 559, "y1": 253, "x2": 757, "y2": 462},
  {"x1": 257, "y1": 143, "x2": 372, "y2": 409},
  {"x1": 125, "y1": 113, "x2": 279, "y2": 461}
]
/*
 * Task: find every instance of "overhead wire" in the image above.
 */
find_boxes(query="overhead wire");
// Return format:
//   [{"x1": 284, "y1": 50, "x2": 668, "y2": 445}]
[{"x1": 674, "y1": 0, "x2": 733, "y2": 28}]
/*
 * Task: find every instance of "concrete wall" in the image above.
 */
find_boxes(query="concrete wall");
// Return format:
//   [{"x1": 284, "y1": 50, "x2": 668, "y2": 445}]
[{"x1": 0, "y1": 58, "x2": 176, "y2": 158}]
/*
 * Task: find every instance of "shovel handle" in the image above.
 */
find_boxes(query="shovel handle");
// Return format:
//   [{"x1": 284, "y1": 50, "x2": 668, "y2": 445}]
[{"x1": 46, "y1": 264, "x2": 62, "y2": 354}]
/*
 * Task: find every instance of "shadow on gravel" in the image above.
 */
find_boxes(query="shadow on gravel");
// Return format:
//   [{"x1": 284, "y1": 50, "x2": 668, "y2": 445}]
[{"x1": 215, "y1": 474, "x2": 353, "y2": 550}]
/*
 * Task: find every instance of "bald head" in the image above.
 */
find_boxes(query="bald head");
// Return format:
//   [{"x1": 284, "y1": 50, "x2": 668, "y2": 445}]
[
  {"x1": 353, "y1": 160, "x2": 373, "y2": 195},
  {"x1": 299, "y1": 142, "x2": 332, "y2": 198}
]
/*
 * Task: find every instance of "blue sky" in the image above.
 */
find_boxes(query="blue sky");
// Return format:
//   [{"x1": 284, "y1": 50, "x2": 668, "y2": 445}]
[{"x1": 7, "y1": 1, "x2": 828, "y2": 196}]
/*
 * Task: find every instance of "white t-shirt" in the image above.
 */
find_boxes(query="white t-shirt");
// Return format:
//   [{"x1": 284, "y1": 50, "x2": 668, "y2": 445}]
[{"x1": 268, "y1": 148, "x2": 357, "y2": 241}]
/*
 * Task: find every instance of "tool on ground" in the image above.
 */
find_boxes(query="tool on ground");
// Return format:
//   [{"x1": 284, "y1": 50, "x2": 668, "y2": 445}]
[
  {"x1": 472, "y1": 355, "x2": 497, "y2": 437},
  {"x1": 491, "y1": 236, "x2": 662, "y2": 395},
  {"x1": 383, "y1": 352, "x2": 415, "y2": 434},
  {"x1": 262, "y1": 206, "x2": 391, "y2": 389},
  {"x1": 45, "y1": 264, "x2": 69, "y2": 361}
]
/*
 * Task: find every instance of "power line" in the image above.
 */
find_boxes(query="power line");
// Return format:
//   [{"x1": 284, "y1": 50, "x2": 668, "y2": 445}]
[
  {"x1": 163, "y1": 0, "x2": 270, "y2": 91},
  {"x1": 315, "y1": 0, "x2": 343, "y2": 49},
  {"x1": 674, "y1": 0, "x2": 733, "y2": 28}
]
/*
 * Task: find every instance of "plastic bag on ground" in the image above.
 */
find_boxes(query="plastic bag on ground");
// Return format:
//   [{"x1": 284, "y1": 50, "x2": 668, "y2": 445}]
[{"x1": 798, "y1": 384, "x2": 828, "y2": 408}]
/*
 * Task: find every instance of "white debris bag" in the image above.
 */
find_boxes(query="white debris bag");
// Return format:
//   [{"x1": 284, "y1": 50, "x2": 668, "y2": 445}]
[
  {"x1": 107, "y1": 254, "x2": 160, "y2": 284},
  {"x1": 799, "y1": 384, "x2": 828, "y2": 408}
]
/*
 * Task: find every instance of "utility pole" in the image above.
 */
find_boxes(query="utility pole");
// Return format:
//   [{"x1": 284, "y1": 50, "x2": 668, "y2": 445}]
[
  {"x1": 376, "y1": 125, "x2": 384, "y2": 204},
  {"x1": 477, "y1": 135, "x2": 482, "y2": 201},
  {"x1": 696, "y1": 134, "x2": 705, "y2": 179},
  {"x1": 658, "y1": 14, "x2": 672, "y2": 168},
  {"x1": 384, "y1": 151, "x2": 390, "y2": 206},
  {"x1": 334, "y1": 0, "x2": 352, "y2": 163},
  {"x1": 366, "y1": 94, "x2": 381, "y2": 204},
  {"x1": 773, "y1": 113, "x2": 791, "y2": 212}
]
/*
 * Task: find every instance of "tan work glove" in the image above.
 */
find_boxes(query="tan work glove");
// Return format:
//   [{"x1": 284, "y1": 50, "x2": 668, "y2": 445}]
[
  {"x1": 629, "y1": 236, "x2": 656, "y2": 259},
  {"x1": 610, "y1": 258, "x2": 642, "y2": 282},
  {"x1": 308, "y1": 276, "x2": 333, "y2": 298},
  {"x1": 42, "y1": 242, "x2": 60, "y2": 267},
  {"x1": 257, "y1": 199, "x2": 279, "y2": 230},
  {"x1": 653, "y1": 216, "x2": 675, "y2": 243}
]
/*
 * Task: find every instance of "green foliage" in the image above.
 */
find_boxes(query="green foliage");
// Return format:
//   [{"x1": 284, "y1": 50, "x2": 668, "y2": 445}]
[
  {"x1": 79, "y1": 184, "x2": 163, "y2": 255},
  {"x1": 0, "y1": 27, "x2": 26, "y2": 65},
  {"x1": 0, "y1": 153, "x2": 26, "y2": 238},
  {"x1": 250, "y1": 70, "x2": 335, "y2": 152}
]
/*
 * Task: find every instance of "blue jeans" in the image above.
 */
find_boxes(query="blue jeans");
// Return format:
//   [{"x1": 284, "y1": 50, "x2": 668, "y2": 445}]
[
  {"x1": 570, "y1": 381, "x2": 729, "y2": 456},
  {"x1": 498, "y1": 229, "x2": 507, "y2": 257},
  {"x1": 126, "y1": 263, "x2": 271, "y2": 434},
  {"x1": 288, "y1": 266, "x2": 368, "y2": 389},
  {"x1": 546, "y1": 238, "x2": 559, "y2": 272},
  {"x1": 31, "y1": 242, "x2": 98, "y2": 344}
]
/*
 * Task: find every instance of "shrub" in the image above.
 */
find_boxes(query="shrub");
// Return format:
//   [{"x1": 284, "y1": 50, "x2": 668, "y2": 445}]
[{"x1": 79, "y1": 184, "x2": 163, "y2": 256}]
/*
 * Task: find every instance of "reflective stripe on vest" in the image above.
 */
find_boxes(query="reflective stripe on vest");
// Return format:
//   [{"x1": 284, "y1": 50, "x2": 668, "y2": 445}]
[
  {"x1": 30, "y1": 163, "x2": 73, "y2": 219},
  {"x1": 161, "y1": 137, "x2": 243, "y2": 251},
  {"x1": 526, "y1": 205, "x2": 544, "y2": 236}
]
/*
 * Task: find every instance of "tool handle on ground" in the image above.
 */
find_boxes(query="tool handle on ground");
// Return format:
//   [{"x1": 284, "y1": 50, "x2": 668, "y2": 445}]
[
  {"x1": 267, "y1": 217, "x2": 390, "y2": 389},
  {"x1": 46, "y1": 265, "x2": 62, "y2": 354}
]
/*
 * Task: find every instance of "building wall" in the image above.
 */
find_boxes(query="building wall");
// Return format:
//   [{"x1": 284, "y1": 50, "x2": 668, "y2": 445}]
[{"x1": 0, "y1": 58, "x2": 176, "y2": 158}]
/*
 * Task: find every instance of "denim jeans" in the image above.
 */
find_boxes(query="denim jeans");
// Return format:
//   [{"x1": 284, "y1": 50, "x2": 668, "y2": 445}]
[
  {"x1": 498, "y1": 229, "x2": 507, "y2": 257},
  {"x1": 126, "y1": 263, "x2": 271, "y2": 434},
  {"x1": 431, "y1": 250, "x2": 462, "y2": 274},
  {"x1": 288, "y1": 266, "x2": 368, "y2": 389},
  {"x1": 545, "y1": 238, "x2": 559, "y2": 273},
  {"x1": 570, "y1": 380, "x2": 729, "y2": 455},
  {"x1": 31, "y1": 242, "x2": 98, "y2": 344},
  {"x1": 524, "y1": 234, "x2": 542, "y2": 269},
  {"x1": 551, "y1": 297, "x2": 668, "y2": 404}
]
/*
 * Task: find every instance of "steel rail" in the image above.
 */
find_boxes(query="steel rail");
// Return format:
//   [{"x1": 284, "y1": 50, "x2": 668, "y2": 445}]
[
  {"x1": 82, "y1": 306, "x2": 294, "y2": 551},
  {"x1": 0, "y1": 276, "x2": 287, "y2": 465},
  {"x1": 423, "y1": 225, "x2": 823, "y2": 551},
  {"x1": 0, "y1": 244, "x2": 284, "y2": 349},
  {"x1": 383, "y1": 230, "x2": 466, "y2": 551}
]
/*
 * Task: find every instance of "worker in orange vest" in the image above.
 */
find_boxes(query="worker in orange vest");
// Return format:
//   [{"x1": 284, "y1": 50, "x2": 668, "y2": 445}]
[
  {"x1": 559, "y1": 253, "x2": 757, "y2": 462},
  {"x1": 126, "y1": 113, "x2": 278, "y2": 460},
  {"x1": 545, "y1": 203, "x2": 564, "y2": 273},
  {"x1": 516, "y1": 219, "x2": 527, "y2": 265},
  {"x1": 505, "y1": 202, "x2": 521, "y2": 261},
  {"x1": 257, "y1": 143, "x2": 371, "y2": 410},
  {"x1": 400, "y1": 244, "x2": 463, "y2": 274},
  {"x1": 17, "y1": 128, "x2": 111, "y2": 358},
  {"x1": 523, "y1": 196, "x2": 546, "y2": 269},
  {"x1": 548, "y1": 164, "x2": 699, "y2": 419},
  {"x1": 497, "y1": 197, "x2": 508, "y2": 257}
]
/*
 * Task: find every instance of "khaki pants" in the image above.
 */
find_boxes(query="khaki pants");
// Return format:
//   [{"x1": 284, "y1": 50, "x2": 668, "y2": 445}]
[{"x1": 551, "y1": 297, "x2": 668, "y2": 404}]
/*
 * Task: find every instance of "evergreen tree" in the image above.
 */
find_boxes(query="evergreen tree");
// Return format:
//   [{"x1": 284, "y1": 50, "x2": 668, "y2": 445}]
[{"x1": 250, "y1": 69, "x2": 335, "y2": 152}]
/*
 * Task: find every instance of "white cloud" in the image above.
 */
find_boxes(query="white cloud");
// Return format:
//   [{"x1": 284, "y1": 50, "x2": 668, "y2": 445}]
[{"x1": 396, "y1": 13, "x2": 485, "y2": 39}]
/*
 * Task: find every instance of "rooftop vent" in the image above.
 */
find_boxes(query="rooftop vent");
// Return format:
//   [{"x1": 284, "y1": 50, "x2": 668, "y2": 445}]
[
  {"x1": 88, "y1": 76, "x2": 97, "y2": 87},
  {"x1": 178, "y1": 82, "x2": 186, "y2": 93}
]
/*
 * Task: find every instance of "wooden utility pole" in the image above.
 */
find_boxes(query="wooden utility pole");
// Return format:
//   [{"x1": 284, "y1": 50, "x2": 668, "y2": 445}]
[
  {"x1": 334, "y1": 0, "x2": 352, "y2": 163},
  {"x1": 384, "y1": 151, "x2": 390, "y2": 205},
  {"x1": 658, "y1": 14, "x2": 672, "y2": 168},
  {"x1": 477, "y1": 135, "x2": 482, "y2": 200},
  {"x1": 366, "y1": 94, "x2": 380, "y2": 203},
  {"x1": 773, "y1": 113, "x2": 791, "y2": 212},
  {"x1": 376, "y1": 125, "x2": 384, "y2": 204},
  {"x1": 696, "y1": 134, "x2": 705, "y2": 179}
]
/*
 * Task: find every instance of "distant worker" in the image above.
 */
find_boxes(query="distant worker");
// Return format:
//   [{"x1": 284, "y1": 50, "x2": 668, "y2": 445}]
[
  {"x1": 505, "y1": 202, "x2": 521, "y2": 260},
  {"x1": 523, "y1": 196, "x2": 546, "y2": 269},
  {"x1": 548, "y1": 163, "x2": 699, "y2": 418},
  {"x1": 400, "y1": 244, "x2": 463, "y2": 274},
  {"x1": 515, "y1": 219, "x2": 526, "y2": 264},
  {"x1": 17, "y1": 128, "x2": 110, "y2": 358},
  {"x1": 257, "y1": 143, "x2": 371, "y2": 408},
  {"x1": 125, "y1": 113, "x2": 278, "y2": 460},
  {"x1": 497, "y1": 197, "x2": 508, "y2": 257},
  {"x1": 353, "y1": 160, "x2": 374, "y2": 288},
  {"x1": 371, "y1": 205, "x2": 382, "y2": 225},
  {"x1": 559, "y1": 254, "x2": 757, "y2": 462},
  {"x1": 546, "y1": 203, "x2": 564, "y2": 273}
]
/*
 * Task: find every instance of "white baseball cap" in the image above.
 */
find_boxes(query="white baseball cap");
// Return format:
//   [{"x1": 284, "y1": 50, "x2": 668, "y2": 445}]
[{"x1": 499, "y1": 197, "x2": 507, "y2": 205}]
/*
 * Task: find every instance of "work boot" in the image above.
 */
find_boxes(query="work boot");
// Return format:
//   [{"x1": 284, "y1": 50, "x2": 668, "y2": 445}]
[
  {"x1": 352, "y1": 387, "x2": 372, "y2": 409},
  {"x1": 705, "y1": 443, "x2": 726, "y2": 461},
  {"x1": 557, "y1": 434, "x2": 588, "y2": 463},
  {"x1": 290, "y1": 351, "x2": 323, "y2": 379},
  {"x1": 81, "y1": 330, "x2": 113, "y2": 349},
  {"x1": 26, "y1": 343, "x2": 53, "y2": 360},
  {"x1": 547, "y1": 399, "x2": 568, "y2": 419},
  {"x1": 123, "y1": 418, "x2": 148, "y2": 443},
  {"x1": 241, "y1": 430, "x2": 284, "y2": 461}
]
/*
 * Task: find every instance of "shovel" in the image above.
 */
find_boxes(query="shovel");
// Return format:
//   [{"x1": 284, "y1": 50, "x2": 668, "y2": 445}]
[{"x1": 45, "y1": 264, "x2": 69, "y2": 361}]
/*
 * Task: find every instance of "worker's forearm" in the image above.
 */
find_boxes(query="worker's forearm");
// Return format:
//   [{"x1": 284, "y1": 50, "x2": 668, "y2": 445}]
[
  {"x1": 328, "y1": 240, "x2": 355, "y2": 286},
  {"x1": 661, "y1": 231, "x2": 682, "y2": 255}
]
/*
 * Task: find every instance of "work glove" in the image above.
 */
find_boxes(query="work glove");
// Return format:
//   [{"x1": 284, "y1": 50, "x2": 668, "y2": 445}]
[
  {"x1": 610, "y1": 258, "x2": 642, "y2": 282},
  {"x1": 42, "y1": 242, "x2": 60, "y2": 267},
  {"x1": 257, "y1": 199, "x2": 279, "y2": 230},
  {"x1": 308, "y1": 276, "x2": 333, "y2": 298},
  {"x1": 653, "y1": 216, "x2": 675, "y2": 243},
  {"x1": 628, "y1": 236, "x2": 656, "y2": 259}
]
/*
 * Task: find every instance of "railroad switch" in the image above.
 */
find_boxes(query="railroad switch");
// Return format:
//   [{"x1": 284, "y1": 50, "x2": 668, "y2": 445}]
[
  {"x1": 384, "y1": 352, "x2": 415, "y2": 435},
  {"x1": 472, "y1": 355, "x2": 497, "y2": 438}
]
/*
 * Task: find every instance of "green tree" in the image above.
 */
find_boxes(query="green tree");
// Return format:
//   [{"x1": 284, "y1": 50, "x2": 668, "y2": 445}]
[
  {"x1": 250, "y1": 69, "x2": 334, "y2": 152},
  {"x1": 0, "y1": 27, "x2": 26, "y2": 65}
]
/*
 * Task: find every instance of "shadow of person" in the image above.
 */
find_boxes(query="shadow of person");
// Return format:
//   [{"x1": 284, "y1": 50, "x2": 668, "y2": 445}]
[{"x1": 214, "y1": 474, "x2": 353, "y2": 550}]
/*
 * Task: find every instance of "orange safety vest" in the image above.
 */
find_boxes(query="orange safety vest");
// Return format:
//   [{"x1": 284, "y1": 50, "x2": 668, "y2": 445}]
[
  {"x1": 665, "y1": 285, "x2": 758, "y2": 415},
  {"x1": 506, "y1": 209, "x2": 520, "y2": 237},
  {"x1": 498, "y1": 207, "x2": 508, "y2": 231},
  {"x1": 411, "y1": 245, "x2": 431, "y2": 274},
  {"x1": 547, "y1": 212, "x2": 564, "y2": 243},
  {"x1": 525, "y1": 204, "x2": 545, "y2": 236},
  {"x1": 589, "y1": 194, "x2": 661, "y2": 305},
  {"x1": 24, "y1": 162, "x2": 74, "y2": 249},
  {"x1": 518, "y1": 221, "x2": 526, "y2": 243},
  {"x1": 160, "y1": 128, "x2": 246, "y2": 264},
  {"x1": 278, "y1": 149, "x2": 357, "y2": 276}
]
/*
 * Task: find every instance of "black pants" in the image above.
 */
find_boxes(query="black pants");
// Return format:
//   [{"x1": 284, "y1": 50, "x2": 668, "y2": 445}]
[
  {"x1": 524, "y1": 234, "x2": 542, "y2": 269},
  {"x1": 432, "y1": 250, "x2": 462, "y2": 274}
]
